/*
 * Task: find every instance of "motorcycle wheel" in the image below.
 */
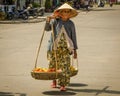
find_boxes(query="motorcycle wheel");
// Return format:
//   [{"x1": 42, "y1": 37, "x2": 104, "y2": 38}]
[
  {"x1": 7, "y1": 13, "x2": 13, "y2": 20},
  {"x1": 22, "y1": 13, "x2": 28, "y2": 20},
  {"x1": 39, "y1": 10, "x2": 44, "y2": 16},
  {"x1": 33, "y1": 12, "x2": 38, "y2": 18}
]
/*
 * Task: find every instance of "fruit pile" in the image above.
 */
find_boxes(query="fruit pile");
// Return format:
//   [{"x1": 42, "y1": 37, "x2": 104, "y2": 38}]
[
  {"x1": 70, "y1": 66, "x2": 77, "y2": 71},
  {"x1": 70, "y1": 66, "x2": 78, "y2": 76},
  {"x1": 32, "y1": 67, "x2": 62, "y2": 73}
]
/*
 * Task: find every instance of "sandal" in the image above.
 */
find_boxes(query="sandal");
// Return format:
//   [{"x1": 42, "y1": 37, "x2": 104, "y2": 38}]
[
  {"x1": 60, "y1": 86, "x2": 66, "y2": 91},
  {"x1": 51, "y1": 80, "x2": 57, "y2": 88}
]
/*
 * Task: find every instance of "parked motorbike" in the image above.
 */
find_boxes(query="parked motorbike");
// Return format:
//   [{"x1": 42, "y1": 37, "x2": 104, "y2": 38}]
[
  {"x1": 37, "y1": 7, "x2": 45, "y2": 16},
  {"x1": 7, "y1": 7, "x2": 28, "y2": 20},
  {"x1": 98, "y1": 1, "x2": 105, "y2": 7},
  {"x1": 25, "y1": 6, "x2": 44, "y2": 18},
  {"x1": 26, "y1": 7, "x2": 38, "y2": 18}
]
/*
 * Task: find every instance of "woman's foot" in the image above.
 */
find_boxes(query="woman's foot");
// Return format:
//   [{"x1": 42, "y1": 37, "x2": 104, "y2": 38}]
[
  {"x1": 60, "y1": 86, "x2": 66, "y2": 91},
  {"x1": 51, "y1": 80, "x2": 57, "y2": 88}
]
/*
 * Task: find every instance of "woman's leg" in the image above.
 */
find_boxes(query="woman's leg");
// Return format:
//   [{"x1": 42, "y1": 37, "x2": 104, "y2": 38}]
[
  {"x1": 57, "y1": 48, "x2": 71, "y2": 90},
  {"x1": 48, "y1": 50, "x2": 58, "y2": 88},
  {"x1": 51, "y1": 79, "x2": 57, "y2": 88},
  {"x1": 57, "y1": 33, "x2": 71, "y2": 91}
]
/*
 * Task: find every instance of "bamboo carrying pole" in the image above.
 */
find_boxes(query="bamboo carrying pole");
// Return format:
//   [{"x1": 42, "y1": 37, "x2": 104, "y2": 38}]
[{"x1": 51, "y1": 24, "x2": 59, "y2": 78}]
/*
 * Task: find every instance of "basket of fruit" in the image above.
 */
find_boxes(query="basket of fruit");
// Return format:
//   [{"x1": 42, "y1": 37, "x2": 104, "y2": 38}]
[
  {"x1": 70, "y1": 66, "x2": 78, "y2": 77},
  {"x1": 31, "y1": 67, "x2": 62, "y2": 80}
]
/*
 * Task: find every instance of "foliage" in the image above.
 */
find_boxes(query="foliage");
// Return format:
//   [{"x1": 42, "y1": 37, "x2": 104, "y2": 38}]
[
  {"x1": 0, "y1": 12, "x2": 6, "y2": 20},
  {"x1": 116, "y1": 2, "x2": 120, "y2": 4},
  {"x1": 45, "y1": 0, "x2": 51, "y2": 9},
  {"x1": 32, "y1": 2, "x2": 41, "y2": 8}
]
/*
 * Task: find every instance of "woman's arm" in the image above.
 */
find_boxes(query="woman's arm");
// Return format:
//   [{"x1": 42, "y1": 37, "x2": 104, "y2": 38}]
[
  {"x1": 45, "y1": 15, "x2": 58, "y2": 31},
  {"x1": 71, "y1": 22, "x2": 78, "y2": 50},
  {"x1": 71, "y1": 22, "x2": 78, "y2": 59}
]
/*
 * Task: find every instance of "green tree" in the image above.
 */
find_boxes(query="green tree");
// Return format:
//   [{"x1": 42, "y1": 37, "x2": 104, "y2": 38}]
[{"x1": 45, "y1": 0, "x2": 51, "y2": 11}]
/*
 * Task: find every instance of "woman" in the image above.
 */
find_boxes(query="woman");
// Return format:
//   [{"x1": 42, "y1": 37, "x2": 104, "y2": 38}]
[{"x1": 45, "y1": 3, "x2": 78, "y2": 91}]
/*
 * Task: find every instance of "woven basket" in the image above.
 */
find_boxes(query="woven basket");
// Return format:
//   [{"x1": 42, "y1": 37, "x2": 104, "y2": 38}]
[
  {"x1": 70, "y1": 69, "x2": 78, "y2": 77},
  {"x1": 31, "y1": 71, "x2": 62, "y2": 80}
]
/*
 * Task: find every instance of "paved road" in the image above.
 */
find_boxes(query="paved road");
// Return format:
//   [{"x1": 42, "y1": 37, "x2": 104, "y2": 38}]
[{"x1": 0, "y1": 5, "x2": 120, "y2": 96}]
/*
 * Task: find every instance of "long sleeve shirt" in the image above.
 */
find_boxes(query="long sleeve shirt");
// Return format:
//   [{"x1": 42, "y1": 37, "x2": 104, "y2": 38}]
[{"x1": 45, "y1": 18, "x2": 78, "y2": 50}]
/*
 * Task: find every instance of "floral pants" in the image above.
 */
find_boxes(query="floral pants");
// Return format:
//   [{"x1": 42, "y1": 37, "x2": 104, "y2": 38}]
[{"x1": 48, "y1": 33, "x2": 71, "y2": 86}]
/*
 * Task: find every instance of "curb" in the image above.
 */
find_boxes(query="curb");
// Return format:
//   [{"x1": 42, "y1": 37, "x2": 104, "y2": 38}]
[
  {"x1": 0, "y1": 12, "x2": 52, "y2": 24},
  {"x1": 0, "y1": 13, "x2": 52, "y2": 24},
  {"x1": 0, "y1": 18, "x2": 46, "y2": 24}
]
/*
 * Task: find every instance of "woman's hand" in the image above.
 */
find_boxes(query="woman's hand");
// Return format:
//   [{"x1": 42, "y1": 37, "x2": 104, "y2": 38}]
[
  {"x1": 46, "y1": 16, "x2": 55, "y2": 22},
  {"x1": 46, "y1": 16, "x2": 51, "y2": 22},
  {"x1": 46, "y1": 14, "x2": 59, "y2": 22}
]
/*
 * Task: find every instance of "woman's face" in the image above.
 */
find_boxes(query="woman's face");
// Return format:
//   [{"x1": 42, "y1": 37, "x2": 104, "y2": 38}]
[{"x1": 59, "y1": 9, "x2": 71, "y2": 21}]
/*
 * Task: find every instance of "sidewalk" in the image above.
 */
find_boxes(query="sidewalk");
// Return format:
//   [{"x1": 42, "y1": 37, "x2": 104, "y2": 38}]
[{"x1": 0, "y1": 13, "x2": 52, "y2": 24}]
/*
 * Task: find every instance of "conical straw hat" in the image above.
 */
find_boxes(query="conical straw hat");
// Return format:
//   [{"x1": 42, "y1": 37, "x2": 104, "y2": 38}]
[{"x1": 53, "y1": 3, "x2": 78, "y2": 18}]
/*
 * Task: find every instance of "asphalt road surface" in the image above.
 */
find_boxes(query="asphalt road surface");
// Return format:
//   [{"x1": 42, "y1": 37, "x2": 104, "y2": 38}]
[{"x1": 0, "y1": 5, "x2": 120, "y2": 96}]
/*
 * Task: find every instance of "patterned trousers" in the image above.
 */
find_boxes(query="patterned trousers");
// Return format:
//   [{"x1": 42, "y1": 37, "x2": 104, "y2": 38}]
[{"x1": 48, "y1": 33, "x2": 71, "y2": 86}]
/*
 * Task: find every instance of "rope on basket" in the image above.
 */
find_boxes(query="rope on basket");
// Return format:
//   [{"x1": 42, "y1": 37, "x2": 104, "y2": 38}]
[
  {"x1": 33, "y1": 23, "x2": 58, "y2": 78},
  {"x1": 71, "y1": 55, "x2": 79, "y2": 70}
]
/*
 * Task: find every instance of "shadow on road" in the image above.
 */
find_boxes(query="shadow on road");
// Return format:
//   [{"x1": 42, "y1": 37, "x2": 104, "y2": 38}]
[
  {"x1": 42, "y1": 83, "x2": 87, "y2": 95},
  {"x1": 91, "y1": 8, "x2": 117, "y2": 11},
  {"x1": 43, "y1": 85, "x2": 120, "y2": 96},
  {"x1": 0, "y1": 92, "x2": 26, "y2": 96},
  {"x1": 69, "y1": 83, "x2": 88, "y2": 87},
  {"x1": 67, "y1": 86, "x2": 120, "y2": 96},
  {"x1": 43, "y1": 91, "x2": 76, "y2": 95}
]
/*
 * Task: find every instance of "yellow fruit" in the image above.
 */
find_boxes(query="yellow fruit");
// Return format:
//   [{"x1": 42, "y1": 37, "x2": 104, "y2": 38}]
[{"x1": 70, "y1": 66, "x2": 75, "y2": 71}]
